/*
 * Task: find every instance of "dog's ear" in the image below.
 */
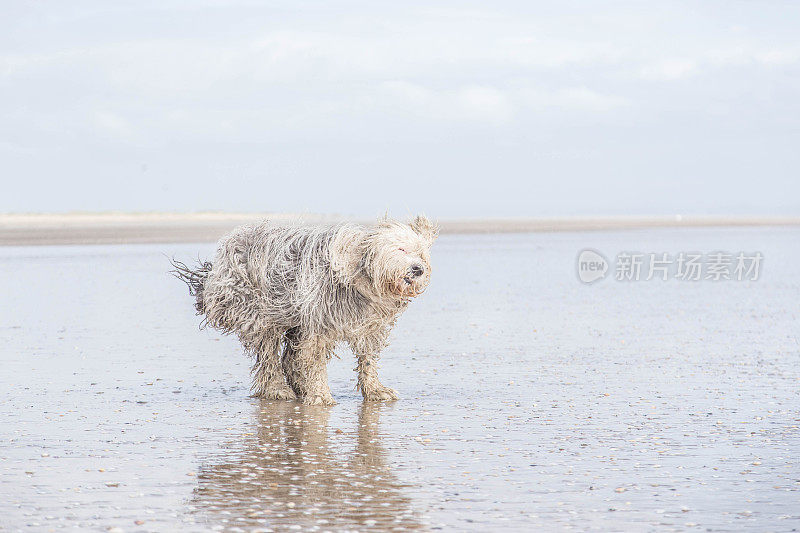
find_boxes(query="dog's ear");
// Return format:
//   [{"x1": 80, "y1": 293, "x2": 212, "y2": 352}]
[
  {"x1": 330, "y1": 224, "x2": 366, "y2": 284},
  {"x1": 410, "y1": 214, "x2": 438, "y2": 246}
]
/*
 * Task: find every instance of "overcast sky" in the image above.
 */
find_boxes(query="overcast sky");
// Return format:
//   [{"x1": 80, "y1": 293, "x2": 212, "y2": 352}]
[{"x1": 2, "y1": 1, "x2": 799, "y2": 217}]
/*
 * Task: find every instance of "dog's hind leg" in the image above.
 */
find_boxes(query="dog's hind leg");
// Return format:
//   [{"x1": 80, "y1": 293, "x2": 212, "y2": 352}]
[
  {"x1": 283, "y1": 329, "x2": 336, "y2": 406},
  {"x1": 281, "y1": 327, "x2": 304, "y2": 398},
  {"x1": 249, "y1": 330, "x2": 297, "y2": 400}
]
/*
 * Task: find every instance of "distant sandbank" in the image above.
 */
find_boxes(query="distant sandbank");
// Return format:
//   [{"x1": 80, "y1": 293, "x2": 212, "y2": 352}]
[{"x1": 0, "y1": 212, "x2": 798, "y2": 246}]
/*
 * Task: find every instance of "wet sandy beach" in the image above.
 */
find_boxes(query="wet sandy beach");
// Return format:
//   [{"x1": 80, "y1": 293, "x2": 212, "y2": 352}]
[{"x1": 1, "y1": 227, "x2": 799, "y2": 531}]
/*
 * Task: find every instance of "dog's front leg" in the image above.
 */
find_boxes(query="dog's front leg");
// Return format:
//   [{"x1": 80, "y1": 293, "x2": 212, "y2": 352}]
[
  {"x1": 350, "y1": 333, "x2": 398, "y2": 402},
  {"x1": 356, "y1": 353, "x2": 399, "y2": 401}
]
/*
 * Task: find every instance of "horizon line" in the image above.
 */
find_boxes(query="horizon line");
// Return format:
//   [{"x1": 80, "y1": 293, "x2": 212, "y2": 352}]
[{"x1": 1, "y1": 212, "x2": 798, "y2": 246}]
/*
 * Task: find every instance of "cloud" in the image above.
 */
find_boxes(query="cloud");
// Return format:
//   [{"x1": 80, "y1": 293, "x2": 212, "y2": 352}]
[
  {"x1": 637, "y1": 45, "x2": 800, "y2": 83},
  {"x1": 706, "y1": 46, "x2": 800, "y2": 67},
  {"x1": 757, "y1": 48, "x2": 800, "y2": 66},
  {"x1": 378, "y1": 81, "x2": 626, "y2": 125},
  {"x1": 379, "y1": 81, "x2": 512, "y2": 123},
  {"x1": 639, "y1": 59, "x2": 698, "y2": 81},
  {"x1": 519, "y1": 87, "x2": 629, "y2": 112},
  {"x1": 455, "y1": 86, "x2": 514, "y2": 123},
  {"x1": 92, "y1": 111, "x2": 134, "y2": 139}
]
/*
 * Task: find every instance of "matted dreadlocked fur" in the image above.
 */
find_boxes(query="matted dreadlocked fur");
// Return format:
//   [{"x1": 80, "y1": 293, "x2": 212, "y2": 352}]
[{"x1": 171, "y1": 215, "x2": 437, "y2": 405}]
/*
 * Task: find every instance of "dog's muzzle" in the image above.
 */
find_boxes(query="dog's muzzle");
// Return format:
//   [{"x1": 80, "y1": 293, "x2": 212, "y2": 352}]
[{"x1": 397, "y1": 275, "x2": 427, "y2": 298}]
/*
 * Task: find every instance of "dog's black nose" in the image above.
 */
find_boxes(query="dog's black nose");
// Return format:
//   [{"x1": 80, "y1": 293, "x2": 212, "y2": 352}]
[{"x1": 410, "y1": 264, "x2": 424, "y2": 277}]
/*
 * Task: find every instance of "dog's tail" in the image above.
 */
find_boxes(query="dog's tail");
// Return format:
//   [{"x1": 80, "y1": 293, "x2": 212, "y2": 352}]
[{"x1": 169, "y1": 258, "x2": 212, "y2": 314}]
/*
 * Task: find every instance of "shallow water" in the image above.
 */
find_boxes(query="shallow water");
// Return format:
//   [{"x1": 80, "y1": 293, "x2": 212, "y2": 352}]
[{"x1": 1, "y1": 228, "x2": 799, "y2": 532}]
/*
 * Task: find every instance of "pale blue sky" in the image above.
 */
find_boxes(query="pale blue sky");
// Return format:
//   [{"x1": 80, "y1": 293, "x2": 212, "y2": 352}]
[{"x1": 2, "y1": 1, "x2": 799, "y2": 217}]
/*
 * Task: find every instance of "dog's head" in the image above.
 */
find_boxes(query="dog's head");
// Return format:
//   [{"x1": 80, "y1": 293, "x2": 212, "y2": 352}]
[{"x1": 331, "y1": 215, "x2": 438, "y2": 300}]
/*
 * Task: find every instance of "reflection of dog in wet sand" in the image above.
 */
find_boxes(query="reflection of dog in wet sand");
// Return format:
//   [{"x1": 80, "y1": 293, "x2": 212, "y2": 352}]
[
  {"x1": 191, "y1": 402, "x2": 424, "y2": 530},
  {"x1": 172, "y1": 216, "x2": 437, "y2": 405}
]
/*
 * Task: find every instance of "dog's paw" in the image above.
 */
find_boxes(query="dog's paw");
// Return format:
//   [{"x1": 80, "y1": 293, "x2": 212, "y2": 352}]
[
  {"x1": 363, "y1": 386, "x2": 399, "y2": 402},
  {"x1": 261, "y1": 386, "x2": 297, "y2": 401},
  {"x1": 303, "y1": 393, "x2": 337, "y2": 406}
]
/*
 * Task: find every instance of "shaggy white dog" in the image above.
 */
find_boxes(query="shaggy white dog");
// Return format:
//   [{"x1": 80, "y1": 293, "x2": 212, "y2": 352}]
[{"x1": 172, "y1": 216, "x2": 437, "y2": 405}]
